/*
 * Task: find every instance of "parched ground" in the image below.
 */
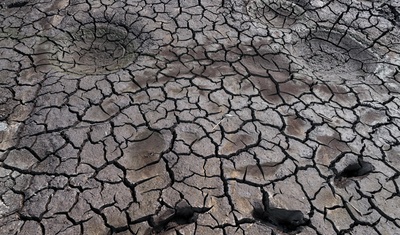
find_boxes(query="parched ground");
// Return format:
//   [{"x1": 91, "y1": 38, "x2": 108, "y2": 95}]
[{"x1": 0, "y1": 0, "x2": 400, "y2": 234}]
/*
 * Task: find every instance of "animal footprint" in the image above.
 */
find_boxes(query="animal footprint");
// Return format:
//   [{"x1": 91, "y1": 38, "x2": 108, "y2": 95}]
[
  {"x1": 252, "y1": 191, "x2": 308, "y2": 233},
  {"x1": 336, "y1": 160, "x2": 374, "y2": 179},
  {"x1": 148, "y1": 205, "x2": 212, "y2": 234}
]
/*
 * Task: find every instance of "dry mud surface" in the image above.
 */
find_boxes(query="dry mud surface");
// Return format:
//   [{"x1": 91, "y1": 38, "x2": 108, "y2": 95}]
[{"x1": 1, "y1": 0, "x2": 400, "y2": 234}]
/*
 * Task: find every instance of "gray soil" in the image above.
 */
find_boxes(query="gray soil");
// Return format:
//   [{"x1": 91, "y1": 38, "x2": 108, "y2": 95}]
[{"x1": 1, "y1": 0, "x2": 400, "y2": 234}]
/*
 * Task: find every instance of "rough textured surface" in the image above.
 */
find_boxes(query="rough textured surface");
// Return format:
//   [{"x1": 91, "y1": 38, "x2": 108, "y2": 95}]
[{"x1": 0, "y1": 0, "x2": 400, "y2": 234}]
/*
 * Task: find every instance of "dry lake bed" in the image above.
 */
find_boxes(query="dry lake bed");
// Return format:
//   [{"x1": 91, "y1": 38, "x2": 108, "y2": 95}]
[{"x1": 1, "y1": 0, "x2": 400, "y2": 234}]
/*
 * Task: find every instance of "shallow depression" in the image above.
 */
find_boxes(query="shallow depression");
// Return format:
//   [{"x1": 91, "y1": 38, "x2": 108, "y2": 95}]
[
  {"x1": 247, "y1": 0, "x2": 306, "y2": 28},
  {"x1": 290, "y1": 29, "x2": 379, "y2": 80},
  {"x1": 49, "y1": 23, "x2": 138, "y2": 75}
]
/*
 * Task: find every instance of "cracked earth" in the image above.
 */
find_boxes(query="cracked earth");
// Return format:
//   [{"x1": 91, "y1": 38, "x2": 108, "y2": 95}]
[{"x1": 1, "y1": 0, "x2": 400, "y2": 234}]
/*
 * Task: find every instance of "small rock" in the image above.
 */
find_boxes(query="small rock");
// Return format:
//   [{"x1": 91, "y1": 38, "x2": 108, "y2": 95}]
[{"x1": 0, "y1": 122, "x2": 8, "y2": 131}]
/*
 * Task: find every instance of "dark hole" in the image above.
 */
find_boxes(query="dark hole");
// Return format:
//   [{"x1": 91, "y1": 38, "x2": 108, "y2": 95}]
[{"x1": 7, "y1": 1, "x2": 28, "y2": 8}]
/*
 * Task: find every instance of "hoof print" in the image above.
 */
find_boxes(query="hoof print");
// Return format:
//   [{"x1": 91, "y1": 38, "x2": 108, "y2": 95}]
[
  {"x1": 7, "y1": 1, "x2": 28, "y2": 8},
  {"x1": 148, "y1": 205, "x2": 212, "y2": 233},
  {"x1": 253, "y1": 191, "x2": 308, "y2": 233},
  {"x1": 266, "y1": 208, "x2": 307, "y2": 232},
  {"x1": 336, "y1": 160, "x2": 374, "y2": 179},
  {"x1": 253, "y1": 207, "x2": 308, "y2": 233}
]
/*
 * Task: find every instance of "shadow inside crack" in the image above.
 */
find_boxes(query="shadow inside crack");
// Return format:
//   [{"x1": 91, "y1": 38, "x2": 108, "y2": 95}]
[
  {"x1": 147, "y1": 204, "x2": 212, "y2": 234},
  {"x1": 252, "y1": 191, "x2": 309, "y2": 233}
]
